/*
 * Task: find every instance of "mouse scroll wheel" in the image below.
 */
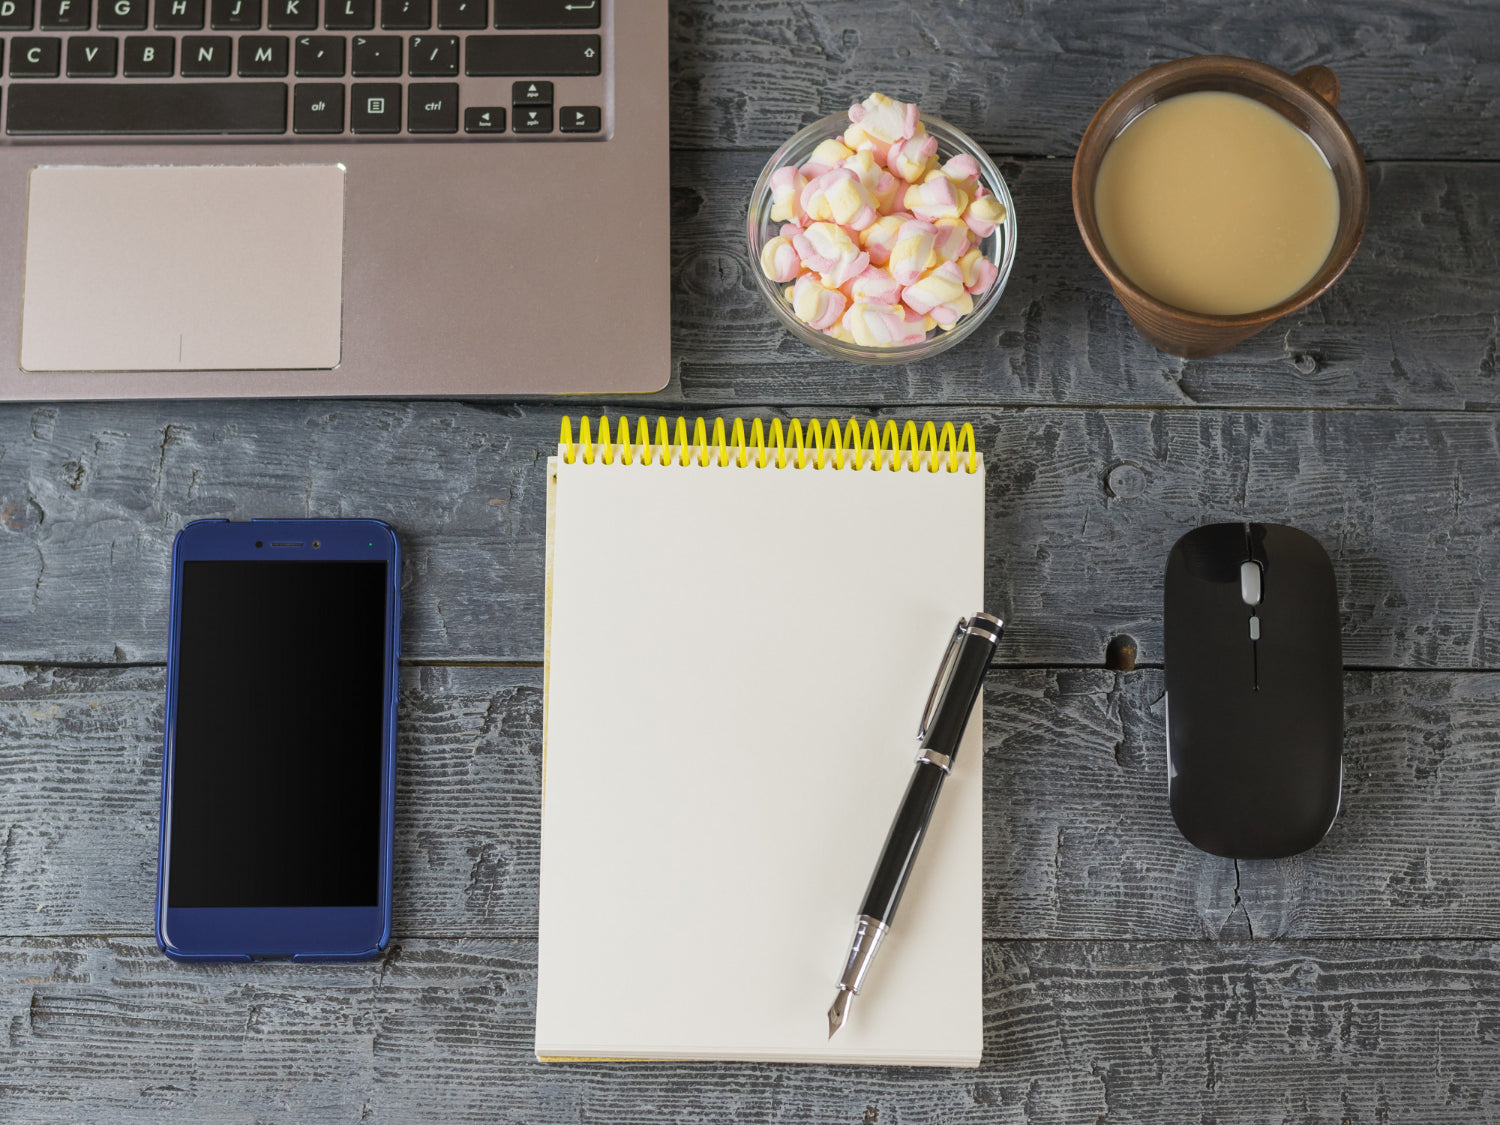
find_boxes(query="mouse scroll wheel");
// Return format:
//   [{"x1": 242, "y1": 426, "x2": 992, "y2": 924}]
[{"x1": 1240, "y1": 560, "x2": 1263, "y2": 607}]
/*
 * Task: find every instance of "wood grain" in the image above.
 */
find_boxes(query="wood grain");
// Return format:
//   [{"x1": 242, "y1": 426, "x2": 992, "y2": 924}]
[
  {"x1": 2, "y1": 404, "x2": 1498, "y2": 667},
  {"x1": 667, "y1": 0, "x2": 1500, "y2": 160},
  {"x1": 5, "y1": 935, "x2": 1500, "y2": 1123},
  {"x1": 672, "y1": 157, "x2": 1500, "y2": 407},
  {"x1": 7, "y1": 664, "x2": 1500, "y2": 943}
]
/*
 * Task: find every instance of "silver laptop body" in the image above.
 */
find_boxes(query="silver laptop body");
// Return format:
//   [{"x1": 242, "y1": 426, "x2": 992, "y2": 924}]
[{"x1": 0, "y1": 0, "x2": 668, "y2": 399}]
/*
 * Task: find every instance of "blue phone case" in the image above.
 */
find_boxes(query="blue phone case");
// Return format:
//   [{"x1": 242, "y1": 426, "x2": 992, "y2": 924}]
[{"x1": 156, "y1": 518, "x2": 402, "y2": 962}]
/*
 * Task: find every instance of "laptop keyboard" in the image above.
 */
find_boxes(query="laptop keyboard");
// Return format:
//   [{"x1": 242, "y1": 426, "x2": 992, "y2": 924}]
[{"x1": 0, "y1": 0, "x2": 608, "y2": 137}]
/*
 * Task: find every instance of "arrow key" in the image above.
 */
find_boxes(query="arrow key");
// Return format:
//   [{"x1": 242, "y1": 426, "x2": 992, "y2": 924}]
[
  {"x1": 558, "y1": 104, "x2": 599, "y2": 133},
  {"x1": 511, "y1": 79, "x2": 551, "y2": 105},
  {"x1": 293, "y1": 82, "x2": 345, "y2": 133},
  {"x1": 512, "y1": 104, "x2": 551, "y2": 134},
  {"x1": 464, "y1": 105, "x2": 505, "y2": 133}
]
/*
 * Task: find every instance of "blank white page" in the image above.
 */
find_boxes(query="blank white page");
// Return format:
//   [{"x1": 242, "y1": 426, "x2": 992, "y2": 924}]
[{"x1": 537, "y1": 448, "x2": 985, "y2": 1066}]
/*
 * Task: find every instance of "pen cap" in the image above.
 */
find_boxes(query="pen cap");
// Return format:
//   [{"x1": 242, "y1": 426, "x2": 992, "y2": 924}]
[{"x1": 918, "y1": 617, "x2": 1000, "y2": 759}]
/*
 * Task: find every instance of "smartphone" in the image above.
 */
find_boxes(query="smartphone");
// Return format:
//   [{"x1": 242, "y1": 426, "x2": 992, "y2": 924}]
[{"x1": 156, "y1": 519, "x2": 401, "y2": 962}]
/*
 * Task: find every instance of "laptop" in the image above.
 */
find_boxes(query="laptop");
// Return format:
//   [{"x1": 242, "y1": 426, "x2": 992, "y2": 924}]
[{"x1": 0, "y1": 0, "x2": 669, "y2": 399}]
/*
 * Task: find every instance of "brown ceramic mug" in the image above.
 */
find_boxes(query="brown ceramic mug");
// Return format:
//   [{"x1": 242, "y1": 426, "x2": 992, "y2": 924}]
[{"x1": 1072, "y1": 55, "x2": 1369, "y2": 358}]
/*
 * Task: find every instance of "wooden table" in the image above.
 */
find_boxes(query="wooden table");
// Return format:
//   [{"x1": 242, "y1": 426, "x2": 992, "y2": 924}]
[{"x1": 4, "y1": 3, "x2": 1499, "y2": 1120}]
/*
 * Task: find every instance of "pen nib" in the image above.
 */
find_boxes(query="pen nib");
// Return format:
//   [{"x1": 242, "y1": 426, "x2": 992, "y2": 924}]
[{"x1": 827, "y1": 988, "x2": 853, "y2": 1039}]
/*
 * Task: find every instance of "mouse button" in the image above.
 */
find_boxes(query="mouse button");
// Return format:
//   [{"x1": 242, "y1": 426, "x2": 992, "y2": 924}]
[
  {"x1": 1171, "y1": 523, "x2": 1250, "y2": 583},
  {"x1": 1240, "y1": 560, "x2": 1263, "y2": 606}
]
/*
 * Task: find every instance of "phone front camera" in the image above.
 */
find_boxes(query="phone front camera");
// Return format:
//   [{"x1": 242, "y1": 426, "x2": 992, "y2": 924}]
[
  {"x1": 312, "y1": 540, "x2": 321, "y2": 549},
  {"x1": 255, "y1": 540, "x2": 263, "y2": 548}
]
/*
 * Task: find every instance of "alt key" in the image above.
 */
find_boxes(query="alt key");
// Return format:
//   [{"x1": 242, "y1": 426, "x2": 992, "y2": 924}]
[
  {"x1": 464, "y1": 105, "x2": 504, "y2": 133},
  {"x1": 559, "y1": 104, "x2": 600, "y2": 133}
]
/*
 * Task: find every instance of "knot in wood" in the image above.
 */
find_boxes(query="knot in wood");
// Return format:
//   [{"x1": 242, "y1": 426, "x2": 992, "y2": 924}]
[
  {"x1": 1291, "y1": 352, "x2": 1321, "y2": 375},
  {"x1": 1105, "y1": 462, "x2": 1146, "y2": 500}
]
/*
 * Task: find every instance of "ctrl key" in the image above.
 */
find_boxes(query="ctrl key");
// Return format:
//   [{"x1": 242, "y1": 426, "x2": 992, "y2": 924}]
[
  {"x1": 293, "y1": 83, "x2": 345, "y2": 133},
  {"x1": 464, "y1": 105, "x2": 504, "y2": 134}
]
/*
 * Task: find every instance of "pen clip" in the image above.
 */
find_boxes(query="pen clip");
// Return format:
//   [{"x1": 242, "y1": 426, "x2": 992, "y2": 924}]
[{"x1": 917, "y1": 618, "x2": 968, "y2": 742}]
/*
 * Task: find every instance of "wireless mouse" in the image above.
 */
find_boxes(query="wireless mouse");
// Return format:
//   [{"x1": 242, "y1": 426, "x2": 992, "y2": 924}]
[{"x1": 1163, "y1": 523, "x2": 1343, "y2": 858}]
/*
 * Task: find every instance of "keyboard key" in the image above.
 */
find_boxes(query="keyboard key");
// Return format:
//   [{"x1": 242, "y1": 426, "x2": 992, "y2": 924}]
[
  {"x1": 65, "y1": 35, "x2": 116, "y2": 74},
  {"x1": 39, "y1": 0, "x2": 87, "y2": 29},
  {"x1": 349, "y1": 81, "x2": 398, "y2": 131},
  {"x1": 379, "y1": 0, "x2": 422, "y2": 26},
  {"x1": 322, "y1": 0, "x2": 369, "y2": 27},
  {"x1": 180, "y1": 34, "x2": 230, "y2": 73},
  {"x1": 558, "y1": 104, "x2": 598, "y2": 133},
  {"x1": 349, "y1": 32, "x2": 396, "y2": 74},
  {"x1": 98, "y1": 0, "x2": 146, "y2": 27},
  {"x1": 406, "y1": 81, "x2": 455, "y2": 132},
  {"x1": 292, "y1": 80, "x2": 341, "y2": 132},
  {"x1": 434, "y1": 0, "x2": 479, "y2": 28},
  {"x1": 122, "y1": 34, "x2": 172, "y2": 74},
  {"x1": 238, "y1": 33, "x2": 285, "y2": 74},
  {"x1": 10, "y1": 36, "x2": 59, "y2": 74},
  {"x1": 265, "y1": 0, "x2": 312, "y2": 25},
  {"x1": 494, "y1": 0, "x2": 596, "y2": 29},
  {"x1": 0, "y1": 0, "x2": 33, "y2": 28},
  {"x1": 6, "y1": 82, "x2": 287, "y2": 133},
  {"x1": 463, "y1": 104, "x2": 502, "y2": 133},
  {"x1": 407, "y1": 33, "x2": 453, "y2": 75},
  {"x1": 511, "y1": 78, "x2": 549, "y2": 104},
  {"x1": 293, "y1": 33, "x2": 341, "y2": 75},
  {"x1": 208, "y1": 0, "x2": 256, "y2": 27},
  {"x1": 155, "y1": 0, "x2": 203, "y2": 26},
  {"x1": 466, "y1": 32, "x2": 595, "y2": 76},
  {"x1": 512, "y1": 103, "x2": 549, "y2": 133}
]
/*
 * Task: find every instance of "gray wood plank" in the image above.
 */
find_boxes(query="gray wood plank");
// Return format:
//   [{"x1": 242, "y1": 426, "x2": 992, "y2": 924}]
[
  {"x1": 668, "y1": 0, "x2": 1500, "y2": 160},
  {"x1": 2, "y1": 403, "x2": 1498, "y2": 667},
  {"x1": 5, "y1": 934, "x2": 1500, "y2": 1123},
  {"x1": 672, "y1": 158, "x2": 1500, "y2": 409},
  {"x1": 7, "y1": 664, "x2": 1500, "y2": 942}
]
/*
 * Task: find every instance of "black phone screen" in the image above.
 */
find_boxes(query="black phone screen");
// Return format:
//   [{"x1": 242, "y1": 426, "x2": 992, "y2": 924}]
[{"x1": 167, "y1": 560, "x2": 389, "y2": 908}]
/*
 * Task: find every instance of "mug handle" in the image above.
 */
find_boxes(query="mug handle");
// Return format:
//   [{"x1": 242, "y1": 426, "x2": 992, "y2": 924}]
[{"x1": 1294, "y1": 65, "x2": 1340, "y2": 109}]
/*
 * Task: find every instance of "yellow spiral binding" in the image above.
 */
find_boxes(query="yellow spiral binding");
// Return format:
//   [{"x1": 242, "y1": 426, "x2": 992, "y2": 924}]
[{"x1": 558, "y1": 416, "x2": 979, "y2": 474}]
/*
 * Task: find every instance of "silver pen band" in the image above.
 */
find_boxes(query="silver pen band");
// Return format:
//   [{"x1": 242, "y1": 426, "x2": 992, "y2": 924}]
[{"x1": 834, "y1": 914, "x2": 889, "y2": 996}]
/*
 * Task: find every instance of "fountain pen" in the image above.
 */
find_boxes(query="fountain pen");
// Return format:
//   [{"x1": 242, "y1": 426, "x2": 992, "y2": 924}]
[{"x1": 827, "y1": 612, "x2": 1004, "y2": 1038}]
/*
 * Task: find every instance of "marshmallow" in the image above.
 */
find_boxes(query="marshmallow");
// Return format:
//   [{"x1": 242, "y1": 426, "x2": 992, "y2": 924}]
[
  {"x1": 759, "y1": 235, "x2": 802, "y2": 283},
  {"x1": 967, "y1": 256, "x2": 1000, "y2": 295},
  {"x1": 848, "y1": 265, "x2": 903, "y2": 305},
  {"x1": 792, "y1": 273, "x2": 848, "y2": 331},
  {"x1": 843, "y1": 149, "x2": 900, "y2": 212},
  {"x1": 888, "y1": 131, "x2": 939, "y2": 183},
  {"x1": 843, "y1": 300, "x2": 927, "y2": 347},
  {"x1": 792, "y1": 222, "x2": 870, "y2": 288},
  {"x1": 801, "y1": 137, "x2": 854, "y2": 178},
  {"x1": 769, "y1": 165, "x2": 807, "y2": 225},
  {"x1": 932, "y1": 217, "x2": 972, "y2": 261},
  {"x1": 823, "y1": 171, "x2": 880, "y2": 230},
  {"x1": 904, "y1": 171, "x2": 969, "y2": 222},
  {"x1": 965, "y1": 192, "x2": 1007, "y2": 238},
  {"x1": 938, "y1": 153, "x2": 981, "y2": 196},
  {"x1": 859, "y1": 213, "x2": 909, "y2": 267},
  {"x1": 900, "y1": 260, "x2": 967, "y2": 316},
  {"x1": 888, "y1": 219, "x2": 938, "y2": 286},
  {"x1": 931, "y1": 292, "x2": 975, "y2": 328},
  {"x1": 847, "y1": 92, "x2": 920, "y2": 146}
]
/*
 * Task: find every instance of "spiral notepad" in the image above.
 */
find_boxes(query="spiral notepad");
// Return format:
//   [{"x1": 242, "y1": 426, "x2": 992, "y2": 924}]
[{"x1": 536, "y1": 416, "x2": 985, "y2": 1067}]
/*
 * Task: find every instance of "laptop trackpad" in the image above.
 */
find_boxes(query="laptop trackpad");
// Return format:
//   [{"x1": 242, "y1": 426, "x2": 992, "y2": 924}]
[{"x1": 20, "y1": 164, "x2": 344, "y2": 373}]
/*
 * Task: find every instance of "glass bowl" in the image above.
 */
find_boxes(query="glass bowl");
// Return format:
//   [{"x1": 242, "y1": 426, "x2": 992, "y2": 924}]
[{"x1": 746, "y1": 111, "x2": 1018, "y2": 365}]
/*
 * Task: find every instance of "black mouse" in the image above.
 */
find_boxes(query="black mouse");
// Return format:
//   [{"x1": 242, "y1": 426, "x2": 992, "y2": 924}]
[{"x1": 1163, "y1": 523, "x2": 1343, "y2": 858}]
